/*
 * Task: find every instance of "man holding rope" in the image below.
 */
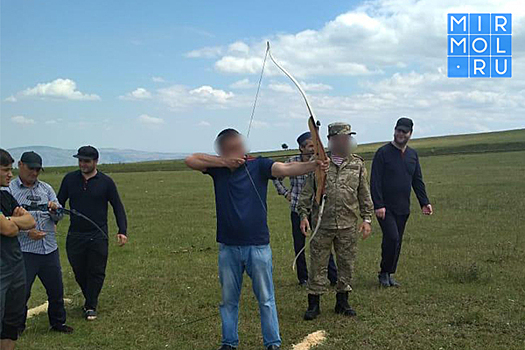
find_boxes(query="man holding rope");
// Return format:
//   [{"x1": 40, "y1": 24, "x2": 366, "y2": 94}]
[
  {"x1": 185, "y1": 128, "x2": 329, "y2": 350},
  {"x1": 9, "y1": 152, "x2": 73, "y2": 334},
  {"x1": 297, "y1": 123, "x2": 374, "y2": 320}
]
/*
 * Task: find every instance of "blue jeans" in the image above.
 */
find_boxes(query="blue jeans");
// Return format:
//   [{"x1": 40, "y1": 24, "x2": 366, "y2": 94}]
[{"x1": 218, "y1": 244, "x2": 281, "y2": 348}]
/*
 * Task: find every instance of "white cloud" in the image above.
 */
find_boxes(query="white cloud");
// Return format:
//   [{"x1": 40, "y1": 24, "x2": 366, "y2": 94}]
[
  {"x1": 215, "y1": 56, "x2": 266, "y2": 74},
  {"x1": 198, "y1": 0, "x2": 523, "y2": 78},
  {"x1": 20, "y1": 78, "x2": 100, "y2": 100},
  {"x1": 198, "y1": 121, "x2": 211, "y2": 127},
  {"x1": 186, "y1": 46, "x2": 223, "y2": 58},
  {"x1": 228, "y1": 41, "x2": 250, "y2": 54},
  {"x1": 137, "y1": 114, "x2": 164, "y2": 125},
  {"x1": 11, "y1": 115, "x2": 35, "y2": 125},
  {"x1": 301, "y1": 81, "x2": 333, "y2": 92},
  {"x1": 229, "y1": 78, "x2": 256, "y2": 89},
  {"x1": 4, "y1": 95, "x2": 17, "y2": 102},
  {"x1": 152, "y1": 76, "x2": 166, "y2": 83},
  {"x1": 268, "y1": 82, "x2": 294, "y2": 93},
  {"x1": 119, "y1": 87, "x2": 152, "y2": 100}
]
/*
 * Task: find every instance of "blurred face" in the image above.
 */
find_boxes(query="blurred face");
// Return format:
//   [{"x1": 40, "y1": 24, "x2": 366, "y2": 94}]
[
  {"x1": 18, "y1": 162, "x2": 41, "y2": 185},
  {"x1": 328, "y1": 134, "x2": 351, "y2": 156},
  {"x1": 0, "y1": 164, "x2": 13, "y2": 187},
  {"x1": 78, "y1": 159, "x2": 97, "y2": 174},
  {"x1": 299, "y1": 139, "x2": 314, "y2": 157},
  {"x1": 394, "y1": 128, "x2": 412, "y2": 146},
  {"x1": 218, "y1": 135, "x2": 246, "y2": 158}
]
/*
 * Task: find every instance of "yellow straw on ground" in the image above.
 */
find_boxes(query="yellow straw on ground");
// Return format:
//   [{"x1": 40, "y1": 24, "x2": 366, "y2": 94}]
[
  {"x1": 292, "y1": 330, "x2": 327, "y2": 350},
  {"x1": 27, "y1": 299, "x2": 72, "y2": 319}
]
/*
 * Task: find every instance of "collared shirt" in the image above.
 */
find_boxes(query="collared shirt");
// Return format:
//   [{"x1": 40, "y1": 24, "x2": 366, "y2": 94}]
[
  {"x1": 8, "y1": 177, "x2": 63, "y2": 255},
  {"x1": 57, "y1": 170, "x2": 127, "y2": 236},
  {"x1": 272, "y1": 155, "x2": 309, "y2": 213}
]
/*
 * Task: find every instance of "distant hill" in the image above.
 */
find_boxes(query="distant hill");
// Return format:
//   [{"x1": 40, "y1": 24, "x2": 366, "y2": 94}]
[{"x1": 7, "y1": 146, "x2": 187, "y2": 167}]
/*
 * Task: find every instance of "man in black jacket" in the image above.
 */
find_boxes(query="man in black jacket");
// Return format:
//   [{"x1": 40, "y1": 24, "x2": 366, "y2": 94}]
[
  {"x1": 57, "y1": 146, "x2": 128, "y2": 321},
  {"x1": 370, "y1": 118, "x2": 433, "y2": 287},
  {"x1": 1, "y1": 148, "x2": 36, "y2": 350}
]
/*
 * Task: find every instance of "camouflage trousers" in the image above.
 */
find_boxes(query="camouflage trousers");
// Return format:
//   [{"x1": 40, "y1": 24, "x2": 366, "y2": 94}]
[{"x1": 307, "y1": 226, "x2": 358, "y2": 295}]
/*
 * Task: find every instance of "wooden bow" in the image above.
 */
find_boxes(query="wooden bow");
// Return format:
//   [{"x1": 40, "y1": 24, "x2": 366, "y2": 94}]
[{"x1": 267, "y1": 42, "x2": 327, "y2": 204}]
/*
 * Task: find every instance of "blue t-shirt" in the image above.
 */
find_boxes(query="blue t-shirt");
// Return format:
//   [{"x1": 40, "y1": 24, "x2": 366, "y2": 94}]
[{"x1": 206, "y1": 157, "x2": 275, "y2": 246}]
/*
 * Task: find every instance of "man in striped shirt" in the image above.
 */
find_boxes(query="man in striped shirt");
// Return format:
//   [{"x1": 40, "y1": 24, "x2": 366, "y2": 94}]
[
  {"x1": 272, "y1": 132, "x2": 337, "y2": 286},
  {"x1": 8, "y1": 152, "x2": 73, "y2": 334}
]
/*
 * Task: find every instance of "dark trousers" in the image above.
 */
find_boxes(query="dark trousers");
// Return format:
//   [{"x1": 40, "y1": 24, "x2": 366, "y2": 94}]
[
  {"x1": 22, "y1": 250, "x2": 66, "y2": 328},
  {"x1": 291, "y1": 211, "x2": 337, "y2": 284},
  {"x1": 0, "y1": 261, "x2": 26, "y2": 341},
  {"x1": 379, "y1": 211, "x2": 410, "y2": 274},
  {"x1": 66, "y1": 233, "x2": 108, "y2": 310}
]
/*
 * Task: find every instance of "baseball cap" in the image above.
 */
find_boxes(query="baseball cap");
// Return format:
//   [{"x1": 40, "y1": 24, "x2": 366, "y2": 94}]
[
  {"x1": 73, "y1": 146, "x2": 99, "y2": 160},
  {"x1": 395, "y1": 117, "x2": 414, "y2": 132},
  {"x1": 20, "y1": 151, "x2": 43, "y2": 170}
]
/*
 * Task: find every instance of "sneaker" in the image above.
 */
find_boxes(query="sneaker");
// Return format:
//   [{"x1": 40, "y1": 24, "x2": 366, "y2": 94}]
[
  {"x1": 51, "y1": 324, "x2": 74, "y2": 334},
  {"x1": 217, "y1": 346, "x2": 236, "y2": 350},
  {"x1": 85, "y1": 309, "x2": 97, "y2": 321}
]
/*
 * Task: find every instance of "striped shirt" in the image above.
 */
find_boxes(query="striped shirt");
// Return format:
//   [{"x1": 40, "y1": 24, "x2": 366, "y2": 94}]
[
  {"x1": 331, "y1": 155, "x2": 345, "y2": 166},
  {"x1": 8, "y1": 177, "x2": 63, "y2": 255},
  {"x1": 272, "y1": 155, "x2": 311, "y2": 213}
]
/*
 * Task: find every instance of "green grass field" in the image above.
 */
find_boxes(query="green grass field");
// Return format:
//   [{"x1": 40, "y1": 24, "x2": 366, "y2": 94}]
[{"x1": 17, "y1": 130, "x2": 525, "y2": 350}]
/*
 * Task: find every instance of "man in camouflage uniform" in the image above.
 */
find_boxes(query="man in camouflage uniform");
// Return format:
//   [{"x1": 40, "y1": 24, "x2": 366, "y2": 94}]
[{"x1": 297, "y1": 122, "x2": 374, "y2": 320}]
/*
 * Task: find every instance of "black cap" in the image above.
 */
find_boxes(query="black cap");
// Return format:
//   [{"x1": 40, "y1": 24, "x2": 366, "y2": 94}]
[
  {"x1": 73, "y1": 146, "x2": 99, "y2": 160},
  {"x1": 395, "y1": 117, "x2": 414, "y2": 132},
  {"x1": 296, "y1": 131, "x2": 311, "y2": 146},
  {"x1": 20, "y1": 151, "x2": 43, "y2": 169}
]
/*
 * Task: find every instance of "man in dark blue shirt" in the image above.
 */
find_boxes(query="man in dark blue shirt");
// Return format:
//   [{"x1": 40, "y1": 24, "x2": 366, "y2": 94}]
[
  {"x1": 185, "y1": 129, "x2": 329, "y2": 350},
  {"x1": 370, "y1": 118, "x2": 433, "y2": 287}
]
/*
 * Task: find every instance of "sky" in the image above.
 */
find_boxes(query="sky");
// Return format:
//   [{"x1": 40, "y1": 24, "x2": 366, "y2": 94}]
[{"x1": 1, "y1": 0, "x2": 524, "y2": 153}]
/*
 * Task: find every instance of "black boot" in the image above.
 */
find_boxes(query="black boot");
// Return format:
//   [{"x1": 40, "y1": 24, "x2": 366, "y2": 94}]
[
  {"x1": 378, "y1": 272, "x2": 390, "y2": 287},
  {"x1": 334, "y1": 292, "x2": 356, "y2": 316},
  {"x1": 304, "y1": 294, "x2": 320, "y2": 320}
]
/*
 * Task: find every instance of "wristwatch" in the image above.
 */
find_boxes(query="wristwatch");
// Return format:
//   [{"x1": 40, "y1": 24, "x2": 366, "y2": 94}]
[{"x1": 364, "y1": 219, "x2": 372, "y2": 224}]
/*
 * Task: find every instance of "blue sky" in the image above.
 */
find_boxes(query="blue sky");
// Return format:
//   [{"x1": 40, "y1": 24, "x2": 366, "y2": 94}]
[{"x1": 1, "y1": 0, "x2": 523, "y2": 153}]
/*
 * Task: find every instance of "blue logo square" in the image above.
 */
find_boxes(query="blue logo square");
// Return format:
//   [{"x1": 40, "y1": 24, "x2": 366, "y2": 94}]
[
  {"x1": 470, "y1": 57, "x2": 490, "y2": 78},
  {"x1": 470, "y1": 14, "x2": 490, "y2": 34},
  {"x1": 491, "y1": 57, "x2": 512, "y2": 77},
  {"x1": 491, "y1": 35, "x2": 511, "y2": 55},
  {"x1": 491, "y1": 14, "x2": 512, "y2": 34},
  {"x1": 448, "y1": 35, "x2": 468, "y2": 56},
  {"x1": 448, "y1": 57, "x2": 469, "y2": 78},
  {"x1": 448, "y1": 14, "x2": 468, "y2": 34},
  {"x1": 469, "y1": 35, "x2": 491, "y2": 55},
  {"x1": 448, "y1": 13, "x2": 511, "y2": 78}
]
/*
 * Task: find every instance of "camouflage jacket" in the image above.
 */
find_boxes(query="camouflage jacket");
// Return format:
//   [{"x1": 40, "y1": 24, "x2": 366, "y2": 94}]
[{"x1": 297, "y1": 154, "x2": 374, "y2": 229}]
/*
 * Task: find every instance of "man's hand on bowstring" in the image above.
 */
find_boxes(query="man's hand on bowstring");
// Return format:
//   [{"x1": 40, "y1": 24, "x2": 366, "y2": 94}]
[{"x1": 224, "y1": 157, "x2": 246, "y2": 170}]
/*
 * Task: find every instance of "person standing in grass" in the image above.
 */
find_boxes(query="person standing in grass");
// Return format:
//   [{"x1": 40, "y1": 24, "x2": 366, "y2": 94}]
[
  {"x1": 272, "y1": 131, "x2": 338, "y2": 287},
  {"x1": 370, "y1": 117, "x2": 433, "y2": 288},
  {"x1": 185, "y1": 128, "x2": 329, "y2": 350},
  {"x1": 8, "y1": 152, "x2": 73, "y2": 334},
  {"x1": 57, "y1": 146, "x2": 128, "y2": 321},
  {"x1": 1, "y1": 149, "x2": 36, "y2": 350},
  {"x1": 297, "y1": 122, "x2": 374, "y2": 321}
]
